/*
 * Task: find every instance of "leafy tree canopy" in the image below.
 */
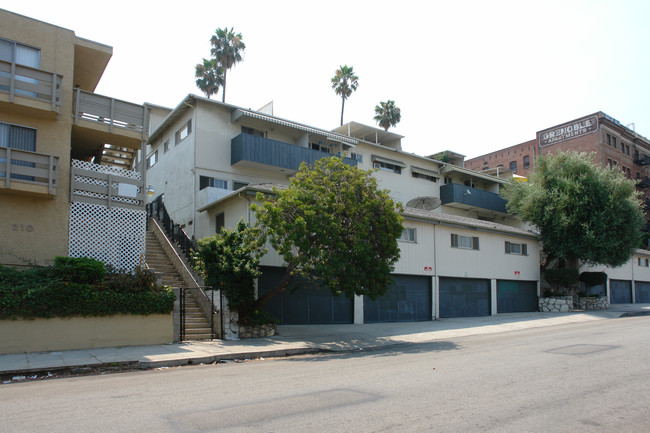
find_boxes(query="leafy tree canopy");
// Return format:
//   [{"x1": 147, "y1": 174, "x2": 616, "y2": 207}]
[
  {"x1": 252, "y1": 157, "x2": 404, "y2": 305},
  {"x1": 194, "y1": 221, "x2": 266, "y2": 320},
  {"x1": 501, "y1": 151, "x2": 644, "y2": 268}
]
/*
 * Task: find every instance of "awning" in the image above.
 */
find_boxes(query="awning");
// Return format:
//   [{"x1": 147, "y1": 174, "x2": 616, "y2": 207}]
[
  {"x1": 233, "y1": 109, "x2": 358, "y2": 145},
  {"x1": 411, "y1": 166, "x2": 440, "y2": 178},
  {"x1": 371, "y1": 155, "x2": 407, "y2": 168}
]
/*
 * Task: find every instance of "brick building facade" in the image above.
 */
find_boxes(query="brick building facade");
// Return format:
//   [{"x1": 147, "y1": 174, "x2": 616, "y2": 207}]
[{"x1": 465, "y1": 112, "x2": 650, "y2": 183}]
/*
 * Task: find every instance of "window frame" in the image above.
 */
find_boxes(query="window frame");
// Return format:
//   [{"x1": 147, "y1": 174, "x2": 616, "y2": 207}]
[
  {"x1": 199, "y1": 175, "x2": 228, "y2": 191},
  {"x1": 399, "y1": 227, "x2": 417, "y2": 243},
  {"x1": 451, "y1": 233, "x2": 479, "y2": 250},
  {"x1": 175, "y1": 119, "x2": 192, "y2": 145},
  {"x1": 505, "y1": 241, "x2": 528, "y2": 256}
]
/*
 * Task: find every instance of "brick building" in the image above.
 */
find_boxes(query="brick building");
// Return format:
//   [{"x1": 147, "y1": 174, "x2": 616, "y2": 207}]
[{"x1": 465, "y1": 112, "x2": 650, "y2": 183}]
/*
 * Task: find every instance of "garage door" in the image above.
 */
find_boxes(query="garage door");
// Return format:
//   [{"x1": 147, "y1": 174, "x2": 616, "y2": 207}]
[
  {"x1": 364, "y1": 275, "x2": 431, "y2": 323},
  {"x1": 497, "y1": 280, "x2": 538, "y2": 313},
  {"x1": 439, "y1": 277, "x2": 490, "y2": 318},
  {"x1": 258, "y1": 266, "x2": 353, "y2": 325},
  {"x1": 610, "y1": 279, "x2": 632, "y2": 304},
  {"x1": 635, "y1": 281, "x2": 650, "y2": 303}
]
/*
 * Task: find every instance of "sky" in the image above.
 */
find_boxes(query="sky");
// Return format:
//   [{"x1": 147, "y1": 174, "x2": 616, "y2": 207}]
[{"x1": 4, "y1": 0, "x2": 649, "y2": 159}]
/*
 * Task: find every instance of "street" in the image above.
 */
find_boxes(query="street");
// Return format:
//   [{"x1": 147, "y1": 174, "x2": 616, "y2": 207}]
[{"x1": 2, "y1": 317, "x2": 649, "y2": 432}]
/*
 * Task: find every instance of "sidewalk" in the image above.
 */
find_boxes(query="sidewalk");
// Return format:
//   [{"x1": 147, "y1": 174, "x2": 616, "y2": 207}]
[{"x1": 2, "y1": 304, "x2": 649, "y2": 378}]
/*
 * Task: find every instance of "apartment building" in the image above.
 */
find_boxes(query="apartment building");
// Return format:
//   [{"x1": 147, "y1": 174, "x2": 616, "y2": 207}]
[
  {"x1": 145, "y1": 95, "x2": 541, "y2": 322},
  {"x1": 0, "y1": 9, "x2": 151, "y2": 270}
]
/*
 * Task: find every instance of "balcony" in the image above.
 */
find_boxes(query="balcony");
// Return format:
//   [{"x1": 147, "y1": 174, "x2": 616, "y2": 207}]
[
  {"x1": 0, "y1": 147, "x2": 58, "y2": 198},
  {"x1": 231, "y1": 133, "x2": 357, "y2": 173},
  {"x1": 440, "y1": 183, "x2": 508, "y2": 214},
  {"x1": 0, "y1": 60, "x2": 63, "y2": 116},
  {"x1": 72, "y1": 89, "x2": 149, "y2": 161}
]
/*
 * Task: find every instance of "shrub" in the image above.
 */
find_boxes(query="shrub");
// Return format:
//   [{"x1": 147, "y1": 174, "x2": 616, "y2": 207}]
[
  {"x1": 579, "y1": 272, "x2": 607, "y2": 288},
  {"x1": 0, "y1": 261, "x2": 174, "y2": 319},
  {"x1": 54, "y1": 256, "x2": 106, "y2": 284},
  {"x1": 544, "y1": 268, "x2": 579, "y2": 292}
]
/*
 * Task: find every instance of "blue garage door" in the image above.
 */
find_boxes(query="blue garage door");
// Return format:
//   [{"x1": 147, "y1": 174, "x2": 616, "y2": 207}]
[
  {"x1": 610, "y1": 279, "x2": 632, "y2": 304},
  {"x1": 497, "y1": 280, "x2": 538, "y2": 313},
  {"x1": 635, "y1": 281, "x2": 650, "y2": 303},
  {"x1": 258, "y1": 266, "x2": 353, "y2": 325},
  {"x1": 439, "y1": 277, "x2": 490, "y2": 318},
  {"x1": 364, "y1": 275, "x2": 431, "y2": 323}
]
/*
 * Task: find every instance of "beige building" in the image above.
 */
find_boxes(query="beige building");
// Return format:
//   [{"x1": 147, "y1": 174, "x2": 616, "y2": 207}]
[{"x1": 0, "y1": 9, "x2": 150, "y2": 269}]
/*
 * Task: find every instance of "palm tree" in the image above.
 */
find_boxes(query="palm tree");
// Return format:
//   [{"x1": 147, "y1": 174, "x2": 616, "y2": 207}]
[
  {"x1": 331, "y1": 65, "x2": 359, "y2": 126},
  {"x1": 373, "y1": 100, "x2": 401, "y2": 131},
  {"x1": 194, "y1": 58, "x2": 223, "y2": 99},
  {"x1": 210, "y1": 27, "x2": 246, "y2": 103}
]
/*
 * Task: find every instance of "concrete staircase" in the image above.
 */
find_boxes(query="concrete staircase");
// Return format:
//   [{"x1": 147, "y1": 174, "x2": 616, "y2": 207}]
[{"x1": 145, "y1": 231, "x2": 214, "y2": 340}]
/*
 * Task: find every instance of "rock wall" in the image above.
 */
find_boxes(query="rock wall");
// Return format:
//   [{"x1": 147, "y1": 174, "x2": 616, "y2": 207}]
[
  {"x1": 538, "y1": 296, "x2": 573, "y2": 312},
  {"x1": 576, "y1": 296, "x2": 609, "y2": 310}
]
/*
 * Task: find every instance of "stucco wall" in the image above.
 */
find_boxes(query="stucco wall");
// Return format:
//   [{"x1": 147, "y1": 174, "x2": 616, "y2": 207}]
[{"x1": 0, "y1": 314, "x2": 172, "y2": 354}]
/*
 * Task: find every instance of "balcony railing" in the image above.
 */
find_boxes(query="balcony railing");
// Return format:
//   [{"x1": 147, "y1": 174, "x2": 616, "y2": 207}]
[
  {"x1": 440, "y1": 183, "x2": 508, "y2": 214},
  {"x1": 0, "y1": 60, "x2": 63, "y2": 113},
  {"x1": 231, "y1": 133, "x2": 357, "y2": 172},
  {"x1": 73, "y1": 88, "x2": 149, "y2": 139},
  {"x1": 0, "y1": 146, "x2": 59, "y2": 196}
]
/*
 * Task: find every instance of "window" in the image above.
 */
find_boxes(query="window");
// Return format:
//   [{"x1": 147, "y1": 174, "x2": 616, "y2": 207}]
[
  {"x1": 523, "y1": 155, "x2": 530, "y2": 169},
  {"x1": 451, "y1": 234, "x2": 479, "y2": 250},
  {"x1": 607, "y1": 158, "x2": 613, "y2": 167},
  {"x1": 464, "y1": 180, "x2": 474, "y2": 188},
  {"x1": 399, "y1": 228, "x2": 416, "y2": 243},
  {"x1": 199, "y1": 175, "x2": 227, "y2": 190},
  {"x1": 0, "y1": 38, "x2": 41, "y2": 97},
  {"x1": 233, "y1": 181, "x2": 249, "y2": 190},
  {"x1": 612, "y1": 136, "x2": 617, "y2": 149},
  {"x1": 638, "y1": 257, "x2": 650, "y2": 267},
  {"x1": 606, "y1": 134, "x2": 611, "y2": 146},
  {"x1": 163, "y1": 140, "x2": 169, "y2": 153},
  {"x1": 175, "y1": 119, "x2": 191, "y2": 145},
  {"x1": 373, "y1": 160, "x2": 401, "y2": 174},
  {"x1": 241, "y1": 126, "x2": 265, "y2": 137},
  {"x1": 505, "y1": 241, "x2": 528, "y2": 255},
  {"x1": 146, "y1": 150, "x2": 158, "y2": 168},
  {"x1": 0, "y1": 122, "x2": 37, "y2": 181},
  {"x1": 509, "y1": 161, "x2": 517, "y2": 172},
  {"x1": 310, "y1": 142, "x2": 330, "y2": 153},
  {"x1": 444, "y1": 176, "x2": 453, "y2": 184},
  {"x1": 412, "y1": 171, "x2": 437, "y2": 182},
  {"x1": 215, "y1": 213, "x2": 225, "y2": 233},
  {"x1": 350, "y1": 152, "x2": 363, "y2": 162}
]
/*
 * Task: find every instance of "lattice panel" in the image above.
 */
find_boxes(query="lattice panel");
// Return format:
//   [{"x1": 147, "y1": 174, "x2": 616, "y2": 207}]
[
  {"x1": 71, "y1": 159, "x2": 142, "y2": 180},
  {"x1": 69, "y1": 201, "x2": 146, "y2": 271}
]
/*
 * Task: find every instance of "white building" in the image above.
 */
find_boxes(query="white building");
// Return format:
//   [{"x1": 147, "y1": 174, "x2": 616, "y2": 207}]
[{"x1": 145, "y1": 95, "x2": 541, "y2": 323}]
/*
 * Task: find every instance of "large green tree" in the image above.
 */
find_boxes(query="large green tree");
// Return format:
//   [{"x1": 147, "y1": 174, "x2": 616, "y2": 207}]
[
  {"x1": 374, "y1": 100, "x2": 401, "y2": 131},
  {"x1": 194, "y1": 58, "x2": 223, "y2": 99},
  {"x1": 194, "y1": 220, "x2": 266, "y2": 322},
  {"x1": 210, "y1": 27, "x2": 246, "y2": 103},
  {"x1": 501, "y1": 151, "x2": 644, "y2": 268},
  {"x1": 252, "y1": 157, "x2": 404, "y2": 306},
  {"x1": 331, "y1": 65, "x2": 359, "y2": 126}
]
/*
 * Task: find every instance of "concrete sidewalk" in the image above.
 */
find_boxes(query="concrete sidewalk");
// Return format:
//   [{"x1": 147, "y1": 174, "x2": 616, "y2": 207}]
[{"x1": 2, "y1": 304, "x2": 649, "y2": 378}]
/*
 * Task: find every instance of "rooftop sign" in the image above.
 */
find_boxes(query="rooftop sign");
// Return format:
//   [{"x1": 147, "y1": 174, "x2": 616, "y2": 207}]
[{"x1": 538, "y1": 114, "x2": 599, "y2": 147}]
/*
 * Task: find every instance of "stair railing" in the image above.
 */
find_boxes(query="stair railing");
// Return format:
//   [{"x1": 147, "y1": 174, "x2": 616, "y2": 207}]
[{"x1": 147, "y1": 194, "x2": 196, "y2": 266}]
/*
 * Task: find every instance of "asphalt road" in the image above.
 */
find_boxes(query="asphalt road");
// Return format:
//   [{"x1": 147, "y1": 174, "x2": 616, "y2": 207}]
[{"x1": 2, "y1": 317, "x2": 649, "y2": 432}]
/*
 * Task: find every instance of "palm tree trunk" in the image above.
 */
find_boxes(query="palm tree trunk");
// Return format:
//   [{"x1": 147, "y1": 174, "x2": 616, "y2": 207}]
[
  {"x1": 221, "y1": 68, "x2": 227, "y2": 103},
  {"x1": 340, "y1": 97, "x2": 345, "y2": 126}
]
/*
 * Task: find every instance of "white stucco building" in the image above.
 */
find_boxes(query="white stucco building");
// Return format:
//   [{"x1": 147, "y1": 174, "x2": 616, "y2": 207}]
[{"x1": 145, "y1": 95, "x2": 541, "y2": 324}]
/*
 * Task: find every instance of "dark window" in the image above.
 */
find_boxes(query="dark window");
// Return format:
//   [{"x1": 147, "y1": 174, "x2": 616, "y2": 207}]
[
  {"x1": 310, "y1": 143, "x2": 330, "y2": 153},
  {"x1": 523, "y1": 155, "x2": 530, "y2": 169},
  {"x1": 373, "y1": 160, "x2": 401, "y2": 174},
  {"x1": 163, "y1": 140, "x2": 169, "y2": 153},
  {"x1": 233, "y1": 181, "x2": 248, "y2": 190},
  {"x1": 199, "y1": 175, "x2": 227, "y2": 190},
  {"x1": 412, "y1": 172, "x2": 437, "y2": 182},
  {"x1": 505, "y1": 241, "x2": 528, "y2": 255},
  {"x1": 607, "y1": 134, "x2": 611, "y2": 146},
  {"x1": 612, "y1": 136, "x2": 617, "y2": 149},
  {"x1": 215, "y1": 213, "x2": 225, "y2": 233},
  {"x1": 509, "y1": 161, "x2": 517, "y2": 172},
  {"x1": 242, "y1": 126, "x2": 265, "y2": 137}
]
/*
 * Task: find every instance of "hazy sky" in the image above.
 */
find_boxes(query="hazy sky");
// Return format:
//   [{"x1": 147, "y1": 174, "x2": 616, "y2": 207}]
[{"x1": 5, "y1": 0, "x2": 649, "y2": 158}]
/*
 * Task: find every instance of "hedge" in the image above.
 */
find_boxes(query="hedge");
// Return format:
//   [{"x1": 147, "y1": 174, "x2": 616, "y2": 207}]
[{"x1": 0, "y1": 258, "x2": 175, "y2": 319}]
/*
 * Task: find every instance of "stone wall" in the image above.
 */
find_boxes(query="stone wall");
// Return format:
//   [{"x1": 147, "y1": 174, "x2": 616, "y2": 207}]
[
  {"x1": 239, "y1": 324, "x2": 277, "y2": 339},
  {"x1": 576, "y1": 296, "x2": 609, "y2": 310},
  {"x1": 538, "y1": 296, "x2": 574, "y2": 312}
]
